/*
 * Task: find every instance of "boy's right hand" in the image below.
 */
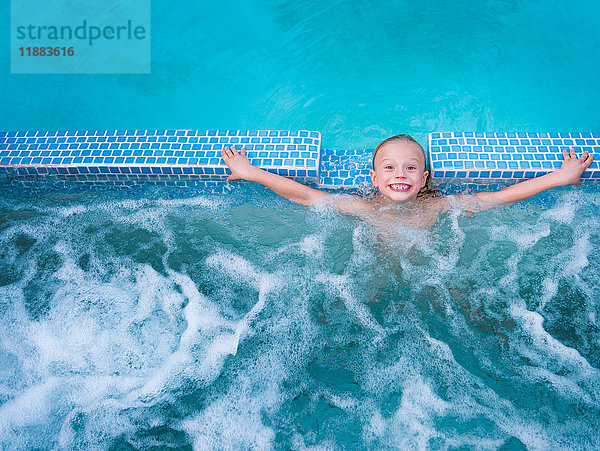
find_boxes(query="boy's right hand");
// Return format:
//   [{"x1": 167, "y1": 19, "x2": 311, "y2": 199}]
[
  {"x1": 221, "y1": 146, "x2": 259, "y2": 182},
  {"x1": 555, "y1": 147, "x2": 594, "y2": 186}
]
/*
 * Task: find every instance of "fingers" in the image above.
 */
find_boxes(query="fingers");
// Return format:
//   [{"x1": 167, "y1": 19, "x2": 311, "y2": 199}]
[
  {"x1": 572, "y1": 148, "x2": 593, "y2": 166},
  {"x1": 221, "y1": 146, "x2": 238, "y2": 159},
  {"x1": 582, "y1": 151, "x2": 594, "y2": 168},
  {"x1": 563, "y1": 147, "x2": 594, "y2": 163},
  {"x1": 221, "y1": 146, "x2": 246, "y2": 156}
]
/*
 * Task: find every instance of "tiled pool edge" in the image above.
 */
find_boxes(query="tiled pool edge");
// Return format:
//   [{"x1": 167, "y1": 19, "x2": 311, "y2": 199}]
[
  {"x1": 0, "y1": 130, "x2": 321, "y2": 187},
  {"x1": 1, "y1": 130, "x2": 599, "y2": 191},
  {"x1": 428, "y1": 132, "x2": 600, "y2": 186},
  {"x1": 319, "y1": 132, "x2": 600, "y2": 191}
]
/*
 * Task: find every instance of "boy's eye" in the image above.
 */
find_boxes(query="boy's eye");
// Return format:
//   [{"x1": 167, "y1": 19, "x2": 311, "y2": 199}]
[
  {"x1": 385, "y1": 165, "x2": 393, "y2": 170},
  {"x1": 407, "y1": 166, "x2": 416, "y2": 170}
]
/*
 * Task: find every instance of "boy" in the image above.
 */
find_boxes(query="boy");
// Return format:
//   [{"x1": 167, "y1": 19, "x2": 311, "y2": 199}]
[{"x1": 221, "y1": 134, "x2": 593, "y2": 226}]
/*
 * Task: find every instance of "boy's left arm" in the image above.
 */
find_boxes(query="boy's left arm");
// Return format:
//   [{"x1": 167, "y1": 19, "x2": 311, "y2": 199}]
[{"x1": 473, "y1": 148, "x2": 593, "y2": 209}]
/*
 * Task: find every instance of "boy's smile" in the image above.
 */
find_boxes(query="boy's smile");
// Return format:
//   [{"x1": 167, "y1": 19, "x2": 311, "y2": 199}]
[
  {"x1": 369, "y1": 141, "x2": 428, "y2": 202},
  {"x1": 389, "y1": 183, "x2": 411, "y2": 192}
]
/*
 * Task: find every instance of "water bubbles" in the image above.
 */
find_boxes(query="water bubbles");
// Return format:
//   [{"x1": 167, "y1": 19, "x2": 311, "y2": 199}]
[{"x1": 0, "y1": 186, "x2": 599, "y2": 448}]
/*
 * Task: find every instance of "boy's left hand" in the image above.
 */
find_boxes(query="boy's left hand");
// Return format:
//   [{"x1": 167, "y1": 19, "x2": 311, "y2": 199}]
[{"x1": 556, "y1": 148, "x2": 594, "y2": 186}]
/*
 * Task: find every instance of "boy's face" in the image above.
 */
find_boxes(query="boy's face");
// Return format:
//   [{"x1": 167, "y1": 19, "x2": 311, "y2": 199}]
[{"x1": 369, "y1": 141, "x2": 429, "y2": 203}]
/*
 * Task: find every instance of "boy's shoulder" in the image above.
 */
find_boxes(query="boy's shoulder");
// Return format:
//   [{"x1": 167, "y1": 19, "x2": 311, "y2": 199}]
[
  {"x1": 323, "y1": 192, "x2": 453, "y2": 216},
  {"x1": 329, "y1": 193, "x2": 377, "y2": 216},
  {"x1": 421, "y1": 193, "x2": 483, "y2": 213}
]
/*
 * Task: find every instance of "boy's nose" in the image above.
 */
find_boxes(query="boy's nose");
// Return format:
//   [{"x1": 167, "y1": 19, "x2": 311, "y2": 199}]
[{"x1": 394, "y1": 168, "x2": 406, "y2": 178}]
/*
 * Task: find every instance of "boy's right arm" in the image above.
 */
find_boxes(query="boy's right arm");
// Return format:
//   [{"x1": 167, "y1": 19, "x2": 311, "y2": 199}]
[
  {"x1": 221, "y1": 146, "x2": 372, "y2": 214},
  {"x1": 221, "y1": 146, "x2": 325, "y2": 206}
]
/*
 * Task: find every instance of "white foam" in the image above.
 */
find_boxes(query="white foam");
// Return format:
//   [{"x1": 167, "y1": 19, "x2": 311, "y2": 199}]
[
  {"x1": 1, "y1": 186, "x2": 599, "y2": 448},
  {"x1": 182, "y1": 404, "x2": 276, "y2": 451},
  {"x1": 268, "y1": 233, "x2": 326, "y2": 262},
  {"x1": 179, "y1": 359, "x2": 281, "y2": 450},
  {"x1": 205, "y1": 252, "x2": 267, "y2": 291},
  {"x1": 510, "y1": 305, "x2": 597, "y2": 378},
  {"x1": 129, "y1": 269, "x2": 237, "y2": 401},
  {"x1": 558, "y1": 230, "x2": 591, "y2": 280},
  {"x1": 46, "y1": 195, "x2": 223, "y2": 222},
  {"x1": 0, "y1": 200, "x2": 211, "y2": 445},
  {"x1": 316, "y1": 272, "x2": 385, "y2": 335},
  {"x1": 0, "y1": 378, "x2": 61, "y2": 448},
  {"x1": 378, "y1": 377, "x2": 449, "y2": 449},
  {"x1": 541, "y1": 191, "x2": 579, "y2": 224},
  {"x1": 503, "y1": 221, "x2": 551, "y2": 249}
]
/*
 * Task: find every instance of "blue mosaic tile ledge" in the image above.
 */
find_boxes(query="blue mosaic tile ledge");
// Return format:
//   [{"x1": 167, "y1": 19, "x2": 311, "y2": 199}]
[
  {"x1": 320, "y1": 132, "x2": 600, "y2": 189},
  {"x1": 429, "y1": 132, "x2": 600, "y2": 185},
  {"x1": 318, "y1": 148, "x2": 372, "y2": 188},
  {"x1": 2, "y1": 130, "x2": 599, "y2": 190},
  {"x1": 0, "y1": 129, "x2": 321, "y2": 184}
]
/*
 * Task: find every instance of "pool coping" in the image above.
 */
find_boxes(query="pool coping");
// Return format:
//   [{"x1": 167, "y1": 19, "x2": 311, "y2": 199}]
[{"x1": 1, "y1": 130, "x2": 599, "y2": 190}]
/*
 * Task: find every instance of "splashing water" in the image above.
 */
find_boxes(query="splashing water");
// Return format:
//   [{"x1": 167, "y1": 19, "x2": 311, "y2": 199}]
[{"x1": 0, "y1": 183, "x2": 599, "y2": 449}]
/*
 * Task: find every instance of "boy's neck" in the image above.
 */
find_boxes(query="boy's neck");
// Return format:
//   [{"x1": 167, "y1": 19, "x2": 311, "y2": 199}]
[{"x1": 373, "y1": 194, "x2": 422, "y2": 212}]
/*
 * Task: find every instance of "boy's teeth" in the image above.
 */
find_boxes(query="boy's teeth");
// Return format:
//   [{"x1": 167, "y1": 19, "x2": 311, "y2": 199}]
[{"x1": 390, "y1": 183, "x2": 410, "y2": 190}]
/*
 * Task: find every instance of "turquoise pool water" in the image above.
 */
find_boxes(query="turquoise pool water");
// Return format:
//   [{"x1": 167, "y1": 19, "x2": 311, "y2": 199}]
[
  {"x1": 2, "y1": 0, "x2": 600, "y2": 149},
  {"x1": 1, "y1": 184, "x2": 599, "y2": 449},
  {"x1": 2, "y1": 0, "x2": 600, "y2": 449}
]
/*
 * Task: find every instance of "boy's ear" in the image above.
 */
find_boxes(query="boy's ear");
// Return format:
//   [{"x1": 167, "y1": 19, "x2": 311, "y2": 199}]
[
  {"x1": 369, "y1": 169, "x2": 377, "y2": 185},
  {"x1": 421, "y1": 170, "x2": 429, "y2": 188}
]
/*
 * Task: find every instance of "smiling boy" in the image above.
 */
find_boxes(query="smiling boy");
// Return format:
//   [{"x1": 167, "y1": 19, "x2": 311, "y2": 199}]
[{"x1": 221, "y1": 134, "x2": 593, "y2": 227}]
